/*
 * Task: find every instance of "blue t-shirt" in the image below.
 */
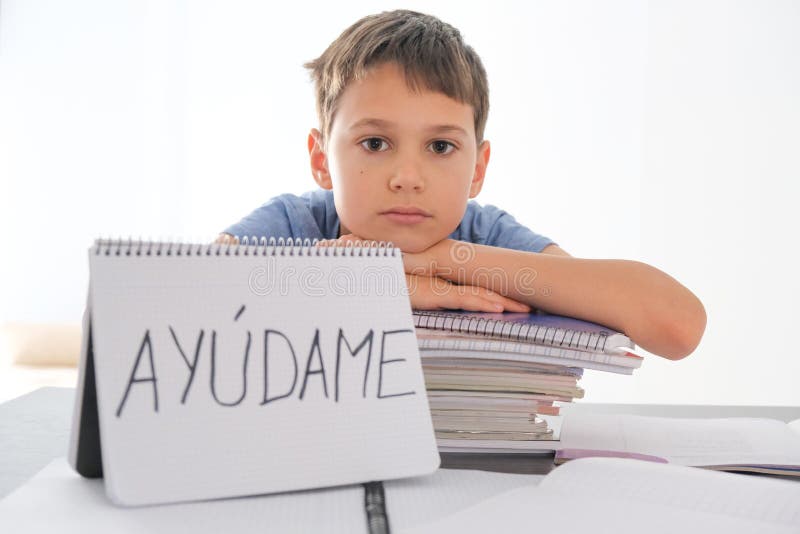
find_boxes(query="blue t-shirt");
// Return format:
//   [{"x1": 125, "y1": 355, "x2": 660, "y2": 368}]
[{"x1": 223, "y1": 189, "x2": 556, "y2": 253}]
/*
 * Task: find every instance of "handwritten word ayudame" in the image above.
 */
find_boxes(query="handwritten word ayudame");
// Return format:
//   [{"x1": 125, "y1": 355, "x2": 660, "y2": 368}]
[{"x1": 115, "y1": 305, "x2": 416, "y2": 417}]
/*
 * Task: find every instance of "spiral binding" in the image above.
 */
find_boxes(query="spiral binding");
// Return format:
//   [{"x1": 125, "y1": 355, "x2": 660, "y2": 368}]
[
  {"x1": 413, "y1": 310, "x2": 611, "y2": 353},
  {"x1": 92, "y1": 237, "x2": 399, "y2": 257}
]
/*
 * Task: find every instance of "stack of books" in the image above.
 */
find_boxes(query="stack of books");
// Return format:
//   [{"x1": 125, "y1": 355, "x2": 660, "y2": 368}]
[{"x1": 412, "y1": 310, "x2": 643, "y2": 453}]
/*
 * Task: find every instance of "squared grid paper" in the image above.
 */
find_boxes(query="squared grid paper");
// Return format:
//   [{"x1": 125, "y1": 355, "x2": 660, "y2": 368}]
[
  {"x1": 0, "y1": 459, "x2": 368, "y2": 534},
  {"x1": 88, "y1": 247, "x2": 439, "y2": 506}
]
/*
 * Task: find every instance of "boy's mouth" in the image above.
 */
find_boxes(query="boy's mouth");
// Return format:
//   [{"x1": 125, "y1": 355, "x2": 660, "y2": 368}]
[{"x1": 381, "y1": 206, "x2": 432, "y2": 225}]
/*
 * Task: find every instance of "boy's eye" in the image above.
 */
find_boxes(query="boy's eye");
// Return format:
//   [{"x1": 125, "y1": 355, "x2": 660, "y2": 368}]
[
  {"x1": 361, "y1": 137, "x2": 389, "y2": 152},
  {"x1": 429, "y1": 140, "x2": 456, "y2": 155}
]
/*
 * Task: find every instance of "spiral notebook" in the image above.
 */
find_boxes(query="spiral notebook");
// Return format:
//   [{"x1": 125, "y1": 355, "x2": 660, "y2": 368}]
[
  {"x1": 413, "y1": 310, "x2": 635, "y2": 355},
  {"x1": 69, "y1": 237, "x2": 439, "y2": 507},
  {"x1": 417, "y1": 331, "x2": 641, "y2": 374}
]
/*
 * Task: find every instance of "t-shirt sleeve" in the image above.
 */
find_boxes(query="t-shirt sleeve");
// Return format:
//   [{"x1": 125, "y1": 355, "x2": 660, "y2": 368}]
[
  {"x1": 222, "y1": 197, "x2": 294, "y2": 240},
  {"x1": 475, "y1": 204, "x2": 556, "y2": 253}
]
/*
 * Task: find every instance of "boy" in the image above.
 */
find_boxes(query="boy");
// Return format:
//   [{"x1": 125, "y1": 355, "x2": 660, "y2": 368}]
[{"x1": 219, "y1": 10, "x2": 706, "y2": 361}]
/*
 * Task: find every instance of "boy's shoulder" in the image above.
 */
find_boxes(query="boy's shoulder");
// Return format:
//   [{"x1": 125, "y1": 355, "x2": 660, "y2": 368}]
[
  {"x1": 294, "y1": 189, "x2": 337, "y2": 230},
  {"x1": 455, "y1": 199, "x2": 510, "y2": 236},
  {"x1": 462, "y1": 199, "x2": 504, "y2": 218},
  {"x1": 223, "y1": 188, "x2": 338, "y2": 240},
  {"x1": 265, "y1": 188, "x2": 338, "y2": 238},
  {"x1": 271, "y1": 188, "x2": 332, "y2": 207},
  {"x1": 454, "y1": 200, "x2": 555, "y2": 253}
]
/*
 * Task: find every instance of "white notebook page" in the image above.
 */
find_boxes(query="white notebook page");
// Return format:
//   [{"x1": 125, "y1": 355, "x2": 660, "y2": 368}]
[
  {"x1": 560, "y1": 413, "x2": 800, "y2": 466},
  {"x1": 399, "y1": 458, "x2": 800, "y2": 534},
  {"x1": 0, "y1": 458, "x2": 367, "y2": 534},
  {"x1": 88, "y1": 242, "x2": 438, "y2": 505},
  {"x1": 384, "y1": 468, "x2": 544, "y2": 531}
]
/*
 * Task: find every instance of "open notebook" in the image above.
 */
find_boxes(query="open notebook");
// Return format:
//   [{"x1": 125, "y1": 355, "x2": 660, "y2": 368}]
[
  {"x1": 4, "y1": 456, "x2": 799, "y2": 533},
  {"x1": 556, "y1": 413, "x2": 800, "y2": 476},
  {"x1": 399, "y1": 457, "x2": 800, "y2": 534}
]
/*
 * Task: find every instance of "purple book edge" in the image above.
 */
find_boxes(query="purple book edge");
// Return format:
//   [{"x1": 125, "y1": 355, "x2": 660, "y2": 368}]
[{"x1": 555, "y1": 448, "x2": 669, "y2": 463}]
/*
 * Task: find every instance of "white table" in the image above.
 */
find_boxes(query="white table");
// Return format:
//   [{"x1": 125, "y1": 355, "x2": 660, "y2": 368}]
[{"x1": 3, "y1": 386, "x2": 799, "y2": 499}]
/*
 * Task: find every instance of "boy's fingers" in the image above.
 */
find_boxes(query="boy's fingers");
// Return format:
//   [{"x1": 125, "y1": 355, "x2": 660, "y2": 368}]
[
  {"x1": 473, "y1": 287, "x2": 530, "y2": 312},
  {"x1": 498, "y1": 296, "x2": 531, "y2": 312},
  {"x1": 315, "y1": 235, "x2": 364, "y2": 247},
  {"x1": 407, "y1": 274, "x2": 531, "y2": 313},
  {"x1": 339, "y1": 233, "x2": 362, "y2": 241},
  {"x1": 453, "y1": 285, "x2": 530, "y2": 312},
  {"x1": 441, "y1": 289, "x2": 502, "y2": 313},
  {"x1": 435, "y1": 296, "x2": 495, "y2": 313}
]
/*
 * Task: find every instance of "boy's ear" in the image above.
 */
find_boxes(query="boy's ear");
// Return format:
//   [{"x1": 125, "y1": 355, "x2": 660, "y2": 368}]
[
  {"x1": 469, "y1": 140, "x2": 491, "y2": 198},
  {"x1": 308, "y1": 128, "x2": 333, "y2": 190}
]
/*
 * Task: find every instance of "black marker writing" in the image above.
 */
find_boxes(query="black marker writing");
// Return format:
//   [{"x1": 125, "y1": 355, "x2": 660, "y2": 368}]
[
  {"x1": 378, "y1": 329, "x2": 416, "y2": 399},
  {"x1": 335, "y1": 328, "x2": 374, "y2": 401},
  {"x1": 116, "y1": 329, "x2": 158, "y2": 417},
  {"x1": 169, "y1": 326, "x2": 204, "y2": 404},
  {"x1": 209, "y1": 307, "x2": 250, "y2": 407},
  {"x1": 116, "y1": 305, "x2": 417, "y2": 415},
  {"x1": 299, "y1": 329, "x2": 329, "y2": 400},
  {"x1": 261, "y1": 329, "x2": 299, "y2": 405}
]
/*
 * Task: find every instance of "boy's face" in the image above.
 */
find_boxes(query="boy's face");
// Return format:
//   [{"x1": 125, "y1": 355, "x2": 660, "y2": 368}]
[{"x1": 308, "y1": 61, "x2": 490, "y2": 253}]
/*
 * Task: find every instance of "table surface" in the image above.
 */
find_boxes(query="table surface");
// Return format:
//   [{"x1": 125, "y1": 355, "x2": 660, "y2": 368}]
[{"x1": 2, "y1": 387, "x2": 799, "y2": 499}]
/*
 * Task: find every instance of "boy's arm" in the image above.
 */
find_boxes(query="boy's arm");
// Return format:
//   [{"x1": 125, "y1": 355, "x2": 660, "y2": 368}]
[
  {"x1": 405, "y1": 240, "x2": 706, "y2": 361},
  {"x1": 540, "y1": 244, "x2": 572, "y2": 257}
]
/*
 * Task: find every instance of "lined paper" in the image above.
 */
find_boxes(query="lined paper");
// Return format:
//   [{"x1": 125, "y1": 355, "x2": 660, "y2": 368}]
[
  {"x1": 560, "y1": 414, "x2": 800, "y2": 466},
  {"x1": 385, "y1": 468, "x2": 544, "y2": 530},
  {"x1": 399, "y1": 458, "x2": 800, "y2": 534}
]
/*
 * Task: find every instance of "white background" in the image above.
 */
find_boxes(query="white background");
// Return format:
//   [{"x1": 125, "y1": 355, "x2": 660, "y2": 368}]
[{"x1": 1, "y1": 0, "x2": 798, "y2": 405}]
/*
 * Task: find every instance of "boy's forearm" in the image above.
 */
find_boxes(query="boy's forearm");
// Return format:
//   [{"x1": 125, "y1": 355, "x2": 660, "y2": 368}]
[{"x1": 428, "y1": 241, "x2": 706, "y2": 360}]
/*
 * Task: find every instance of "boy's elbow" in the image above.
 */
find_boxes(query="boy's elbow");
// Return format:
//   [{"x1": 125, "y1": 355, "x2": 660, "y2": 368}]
[
  {"x1": 658, "y1": 295, "x2": 707, "y2": 361},
  {"x1": 631, "y1": 263, "x2": 707, "y2": 361}
]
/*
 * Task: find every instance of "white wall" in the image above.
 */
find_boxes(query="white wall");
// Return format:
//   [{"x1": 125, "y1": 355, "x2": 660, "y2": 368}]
[{"x1": 1, "y1": 0, "x2": 798, "y2": 405}]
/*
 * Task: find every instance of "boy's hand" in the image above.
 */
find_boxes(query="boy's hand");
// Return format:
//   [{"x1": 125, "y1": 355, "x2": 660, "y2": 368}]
[
  {"x1": 399, "y1": 238, "x2": 456, "y2": 277},
  {"x1": 317, "y1": 234, "x2": 450, "y2": 277},
  {"x1": 315, "y1": 234, "x2": 366, "y2": 246},
  {"x1": 316, "y1": 235, "x2": 530, "y2": 312},
  {"x1": 405, "y1": 273, "x2": 530, "y2": 313}
]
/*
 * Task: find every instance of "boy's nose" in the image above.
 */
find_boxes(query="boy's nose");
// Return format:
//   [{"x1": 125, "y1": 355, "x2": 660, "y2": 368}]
[{"x1": 388, "y1": 161, "x2": 425, "y2": 192}]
